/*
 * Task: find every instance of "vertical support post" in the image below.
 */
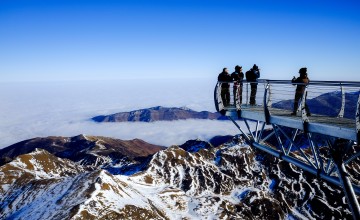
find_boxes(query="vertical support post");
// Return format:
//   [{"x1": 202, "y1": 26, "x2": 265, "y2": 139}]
[
  {"x1": 234, "y1": 82, "x2": 242, "y2": 119},
  {"x1": 231, "y1": 82, "x2": 235, "y2": 107},
  {"x1": 331, "y1": 139, "x2": 360, "y2": 220},
  {"x1": 214, "y1": 82, "x2": 223, "y2": 112},
  {"x1": 263, "y1": 82, "x2": 271, "y2": 125},
  {"x1": 338, "y1": 83, "x2": 345, "y2": 118},
  {"x1": 235, "y1": 82, "x2": 238, "y2": 107},
  {"x1": 301, "y1": 87, "x2": 309, "y2": 133},
  {"x1": 356, "y1": 91, "x2": 360, "y2": 144},
  {"x1": 246, "y1": 82, "x2": 249, "y2": 105},
  {"x1": 267, "y1": 83, "x2": 272, "y2": 107}
]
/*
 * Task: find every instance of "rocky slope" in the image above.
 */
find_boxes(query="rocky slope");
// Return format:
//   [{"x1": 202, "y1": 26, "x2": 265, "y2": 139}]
[
  {"x1": 0, "y1": 134, "x2": 165, "y2": 175},
  {"x1": 91, "y1": 106, "x2": 225, "y2": 122},
  {"x1": 1, "y1": 135, "x2": 357, "y2": 219}
]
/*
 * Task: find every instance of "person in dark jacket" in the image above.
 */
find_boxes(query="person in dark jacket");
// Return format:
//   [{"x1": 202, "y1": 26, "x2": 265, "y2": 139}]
[
  {"x1": 291, "y1": 67, "x2": 311, "y2": 116},
  {"x1": 231, "y1": 65, "x2": 244, "y2": 105},
  {"x1": 218, "y1": 68, "x2": 232, "y2": 106},
  {"x1": 246, "y1": 64, "x2": 260, "y2": 105}
]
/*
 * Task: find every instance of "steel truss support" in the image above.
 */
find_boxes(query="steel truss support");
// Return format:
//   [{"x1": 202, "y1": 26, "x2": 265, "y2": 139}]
[
  {"x1": 228, "y1": 116, "x2": 360, "y2": 220},
  {"x1": 330, "y1": 139, "x2": 360, "y2": 219}
]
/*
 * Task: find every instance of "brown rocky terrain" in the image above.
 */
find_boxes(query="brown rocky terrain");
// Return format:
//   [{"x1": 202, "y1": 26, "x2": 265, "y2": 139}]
[
  {"x1": 0, "y1": 134, "x2": 165, "y2": 168},
  {"x1": 0, "y1": 135, "x2": 358, "y2": 219}
]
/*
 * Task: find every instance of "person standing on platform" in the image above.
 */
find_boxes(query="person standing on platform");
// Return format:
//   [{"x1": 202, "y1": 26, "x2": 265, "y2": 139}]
[
  {"x1": 291, "y1": 67, "x2": 311, "y2": 116},
  {"x1": 231, "y1": 65, "x2": 244, "y2": 105},
  {"x1": 218, "y1": 68, "x2": 232, "y2": 106},
  {"x1": 246, "y1": 64, "x2": 261, "y2": 105}
]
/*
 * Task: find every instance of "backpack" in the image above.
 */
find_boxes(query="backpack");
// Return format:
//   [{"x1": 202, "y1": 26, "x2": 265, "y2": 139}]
[{"x1": 246, "y1": 70, "x2": 253, "y2": 81}]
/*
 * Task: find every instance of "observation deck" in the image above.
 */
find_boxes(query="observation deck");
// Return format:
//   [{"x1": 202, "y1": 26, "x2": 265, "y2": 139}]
[
  {"x1": 214, "y1": 79, "x2": 360, "y2": 142},
  {"x1": 214, "y1": 79, "x2": 360, "y2": 219}
]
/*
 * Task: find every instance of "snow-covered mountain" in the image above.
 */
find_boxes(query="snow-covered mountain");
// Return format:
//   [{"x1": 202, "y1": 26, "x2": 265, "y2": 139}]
[
  {"x1": 92, "y1": 106, "x2": 225, "y2": 122},
  {"x1": 0, "y1": 134, "x2": 165, "y2": 173},
  {"x1": 0, "y1": 135, "x2": 355, "y2": 219}
]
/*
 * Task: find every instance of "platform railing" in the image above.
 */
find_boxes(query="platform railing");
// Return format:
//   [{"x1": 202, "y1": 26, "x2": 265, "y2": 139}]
[
  {"x1": 214, "y1": 79, "x2": 267, "y2": 111},
  {"x1": 265, "y1": 80, "x2": 360, "y2": 117},
  {"x1": 215, "y1": 79, "x2": 360, "y2": 137}
]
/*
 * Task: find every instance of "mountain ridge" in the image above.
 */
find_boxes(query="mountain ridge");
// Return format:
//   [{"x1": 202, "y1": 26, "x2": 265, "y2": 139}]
[
  {"x1": 0, "y1": 135, "x2": 165, "y2": 177},
  {"x1": 92, "y1": 106, "x2": 226, "y2": 122},
  {"x1": 1, "y1": 135, "x2": 356, "y2": 219}
]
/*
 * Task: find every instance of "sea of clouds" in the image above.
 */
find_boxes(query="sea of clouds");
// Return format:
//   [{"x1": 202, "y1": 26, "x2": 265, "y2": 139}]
[{"x1": 0, "y1": 78, "x2": 249, "y2": 149}]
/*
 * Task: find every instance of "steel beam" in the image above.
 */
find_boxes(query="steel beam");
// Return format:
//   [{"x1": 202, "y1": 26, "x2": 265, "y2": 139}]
[{"x1": 252, "y1": 142, "x2": 360, "y2": 195}]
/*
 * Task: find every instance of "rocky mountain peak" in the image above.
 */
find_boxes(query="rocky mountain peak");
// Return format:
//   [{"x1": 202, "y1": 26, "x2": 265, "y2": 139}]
[
  {"x1": 0, "y1": 135, "x2": 356, "y2": 219},
  {"x1": 0, "y1": 135, "x2": 165, "y2": 169},
  {"x1": 0, "y1": 148, "x2": 83, "y2": 196},
  {"x1": 178, "y1": 139, "x2": 213, "y2": 153}
]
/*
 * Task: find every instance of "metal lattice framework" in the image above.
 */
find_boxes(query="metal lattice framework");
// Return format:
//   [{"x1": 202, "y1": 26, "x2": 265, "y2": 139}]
[{"x1": 214, "y1": 79, "x2": 360, "y2": 219}]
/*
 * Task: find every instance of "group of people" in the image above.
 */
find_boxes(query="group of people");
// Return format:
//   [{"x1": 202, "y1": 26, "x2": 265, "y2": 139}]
[
  {"x1": 217, "y1": 64, "x2": 260, "y2": 106},
  {"x1": 217, "y1": 65, "x2": 310, "y2": 116}
]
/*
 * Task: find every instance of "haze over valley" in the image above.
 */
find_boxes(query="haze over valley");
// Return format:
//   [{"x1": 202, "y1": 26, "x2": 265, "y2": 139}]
[{"x1": 0, "y1": 78, "x2": 240, "y2": 149}]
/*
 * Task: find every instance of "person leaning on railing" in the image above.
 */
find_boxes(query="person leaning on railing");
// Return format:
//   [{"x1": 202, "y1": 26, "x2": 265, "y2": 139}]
[
  {"x1": 291, "y1": 67, "x2": 311, "y2": 116},
  {"x1": 246, "y1": 64, "x2": 260, "y2": 105},
  {"x1": 218, "y1": 67, "x2": 232, "y2": 106},
  {"x1": 231, "y1": 65, "x2": 244, "y2": 105}
]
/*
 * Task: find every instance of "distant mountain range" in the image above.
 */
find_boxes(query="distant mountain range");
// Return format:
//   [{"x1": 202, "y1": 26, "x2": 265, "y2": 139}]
[
  {"x1": 92, "y1": 106, "x2": 226, "y2": 122},
  {"x1": 0, "y1": 135, "x2": 165, "y2": 174},
  {"x1": 0, "y1": 134, "x2": 355, "y2": 219},
  {"x1": 273, "y1": 91, "x2": 359, "y2": 118}
]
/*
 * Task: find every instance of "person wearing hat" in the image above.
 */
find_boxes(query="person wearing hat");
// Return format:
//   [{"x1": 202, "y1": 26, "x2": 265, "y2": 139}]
[
  {"x1": 291, "y1": 67, "x2": 311, "y2": 116},
  {"x1": 245, "y1": 64, "x2": 261, "y2": 105},
  {"x1": 231, "y1": 65, "x2": 244, "y2": 105},
  {"x1": 218, "y1": 67, "x2": 232, "y2": 106}
]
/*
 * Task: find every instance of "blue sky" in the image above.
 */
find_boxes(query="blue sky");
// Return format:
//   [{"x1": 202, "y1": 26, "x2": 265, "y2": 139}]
[{"x1": 1, "y1": 0, "x2": 360, "y2": 82}]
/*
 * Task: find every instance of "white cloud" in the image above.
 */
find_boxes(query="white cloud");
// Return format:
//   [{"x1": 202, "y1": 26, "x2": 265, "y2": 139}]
[{"x1": 0, "y1": 78, "x2": 247, "y2": 148}]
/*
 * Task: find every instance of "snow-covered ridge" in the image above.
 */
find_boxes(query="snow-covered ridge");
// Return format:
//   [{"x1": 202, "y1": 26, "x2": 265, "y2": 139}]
[
  {"x1": 0, "y1": 134, "x2": 165, "y2": 170},
  {"x1": 0, "y1": 136, "x2": 356, "y2": 219}
]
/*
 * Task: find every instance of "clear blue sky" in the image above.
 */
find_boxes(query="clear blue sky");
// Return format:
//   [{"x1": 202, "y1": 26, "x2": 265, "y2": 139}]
[{"x1": 1, "y1": 0, "x2": 359, "y2": 82}]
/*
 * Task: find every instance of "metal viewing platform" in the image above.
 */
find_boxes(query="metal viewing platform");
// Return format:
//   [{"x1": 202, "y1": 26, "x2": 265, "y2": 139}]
[{"x1": 214, "y1": 79, "x2": 360, "y2": 219}]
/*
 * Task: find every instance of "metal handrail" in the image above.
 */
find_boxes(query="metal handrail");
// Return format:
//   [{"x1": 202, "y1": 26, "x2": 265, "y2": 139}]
[
  {"x1": 267, "y1": 80, "x2": 360, "y2": 86},
  {"x1": 215, "y1": 79, "x2": 360, "y2": 110},
  {"x1": 214, "y1": 79, "x2": 360, "y2": 139},
  {"x1": 218, "y1": 79, "x2": 360, "y2": 86}
]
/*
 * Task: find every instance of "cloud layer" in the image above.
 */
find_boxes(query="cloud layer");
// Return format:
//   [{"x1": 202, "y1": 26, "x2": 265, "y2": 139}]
[{"x1": 0, "y1": 78, "x2": 249, "y2": 148}]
